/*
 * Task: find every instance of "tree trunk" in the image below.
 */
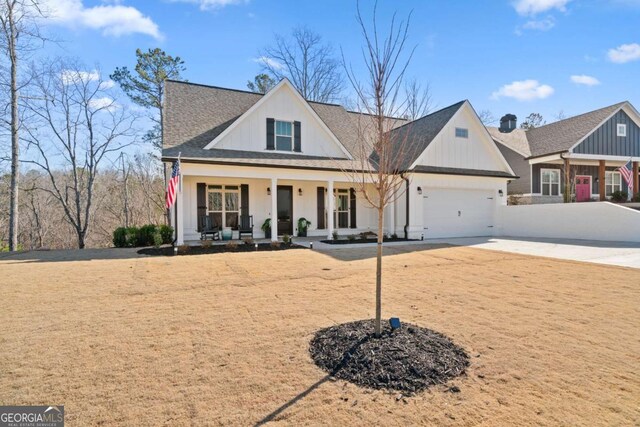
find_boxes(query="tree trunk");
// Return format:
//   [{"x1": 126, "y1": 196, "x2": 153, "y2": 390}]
[
  {"x1": 375, "y1": 207, "x2": 384, "y2": 337},
  {"x1": 8, "y1": 3, "x2": 19, "y2": 251}
]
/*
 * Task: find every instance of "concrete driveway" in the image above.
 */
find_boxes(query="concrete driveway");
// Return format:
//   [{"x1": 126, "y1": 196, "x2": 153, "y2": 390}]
[{"x1": 427, "y1": 236, "x2": 640, "y2": 269}]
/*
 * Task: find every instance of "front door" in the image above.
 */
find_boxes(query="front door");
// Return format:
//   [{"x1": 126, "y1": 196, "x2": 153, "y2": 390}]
[
  {"x1": 575, "y1": 176, "x2": 591, "y2": 202},
  {"x1": 277, "y1": 186, "x2": 293, "y2": 236}
]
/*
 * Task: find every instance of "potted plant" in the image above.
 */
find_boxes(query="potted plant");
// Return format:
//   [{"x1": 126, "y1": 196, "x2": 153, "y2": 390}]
[
  {"x1": 261, "y1": 218, "x2": 271, "y2": 239},
  {"x1": 297, "y1": 217, "x2": 311, "y2": 237},
  {"x1": 222, "y1": 227, "x2": 233, "y2": 241}
]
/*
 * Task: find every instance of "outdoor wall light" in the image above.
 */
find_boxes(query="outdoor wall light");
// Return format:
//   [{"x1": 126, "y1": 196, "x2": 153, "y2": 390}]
[
  {"x1": 499, "y1": 189, "x2": 504, "y2": 197},
  {"x1": 298, "y1": 188, "x2": 303, "y2": 196},
  {"x1": 267, "y1": 187, "x2": 271, "y2": 195},
  {"x1": 417, "y1": 186, "x2": 422, "y2": 195}
]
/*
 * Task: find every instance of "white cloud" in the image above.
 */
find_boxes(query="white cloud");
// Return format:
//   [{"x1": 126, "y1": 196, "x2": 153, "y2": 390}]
[
  {"x1": 253, "y1": 56, "x2": 284, "y2": 70},
  {"x1": 60, "y1": 69, "x2": 100, "y2": 85},
  {"x1": 512, "y1": 0, "x2": 570, "y2": 15},
  {"x1": 170, "y1": 0, "x2": 247, "y2": 11},
  {"x1": 44, "y1": 0, "x2": 161, "y2": 40},
  {"x1": 607, "y1": 43, "x2": 640, "y2": 63},
  {"x1": 570, "y1": 75, "x2": 601, "y2": 86},
  {"x1": 491, "y1": 80, "x2": 554, "y2": 101},
  {"x1": 89, "y1": 96, "x2": 119, "y2": 112},
  {"x1": 99, "y1": 79, "x2": 116, "y2": 90},
  {"x1": 522, "y1": 16, "x2": 555, "y2": 31}
]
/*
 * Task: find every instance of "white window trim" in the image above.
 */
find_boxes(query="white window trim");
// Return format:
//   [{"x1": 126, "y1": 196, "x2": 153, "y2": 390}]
[
  {"x1": 273, "y1": 119, "x2": 295, "y2": 153},
  {"x1": 455, "y1": 127, "x2": 469, "y2": 138},
  {"x1": 617, "y1": 123, "x2": 627, "y2": 137},
  {"x1": 604, "y1": 171, "x2": 622, "y2": 196},
  {"x1": 207, "y1": 185, "x2": 240, "y2": 229},
  {"x1": 540, "y1": 168, "x2": 561, "y2": 196}
]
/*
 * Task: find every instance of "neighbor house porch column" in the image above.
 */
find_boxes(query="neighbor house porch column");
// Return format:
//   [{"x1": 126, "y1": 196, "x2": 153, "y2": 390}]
[
  {"x1": 270, "y1": 177, "x2": 278, "y2": 242},
  {"x1": 327, "y1": 179, "x2": 334, "y2": 239},
  {"x1": 563, "y1": 157, "x2": 571, "y2": 203},
  {"x1": 633, "y1": 161, "x2": 639, "y2": 199},
  {"x1": 599, "y1": 160, "x2": 606, "y2": 201}
]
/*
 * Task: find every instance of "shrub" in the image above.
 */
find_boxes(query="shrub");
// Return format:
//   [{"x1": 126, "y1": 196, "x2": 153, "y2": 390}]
[
  {"x1": 125, "y1": 227, "x2": 139, "y2": 247},
  {"x1": 152, "y1": 230, "x2": 163, "y2": 248},
  {"x1": 610, "y1": 190, "x2": 628, "y2": 203},
  {"x1": 632, "y1": 193, "x2": 640, "y2": 202},
  {"x1": 159, "y1": 225, "x2": 174, "y2": 244},
  {"x1": 243, "y1": 237, "x2": 255, "y2": 245},
  {"x1": 347, "y1": 234, "x2": 357, "y2": 242},
  {"x1": 332, "y1": 231, "x2": 339, "y2": 241},
  {"x1": 391, "y1": 233, "x2": 398, "y2": 239},
  {"x1": 282, "y1": 234, "x2": 291, "y2": 244},
  {"x1": 225, "y1": 241, "x2": 238, "y2": 251},
  {"x1": 201, "y1": 239, "x2": 212, "y2": 248},
  {"x1": 137, "y1": 224, "x2": 157, "y2": 246},
  {"x1": 270, "y1": 241, "x2": 281, "y2": 249},
  {"x1": 113, "y1": 227, "x2": 127, "y2": 248}
]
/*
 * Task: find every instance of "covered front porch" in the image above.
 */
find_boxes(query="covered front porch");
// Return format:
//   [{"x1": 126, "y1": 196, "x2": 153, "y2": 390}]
[
  {"x1": 528, "y1": 153, "x2": 639, "y2": 203},
  {"x1": 171, "y1": 161, "x2": 396, "y2": 244}
]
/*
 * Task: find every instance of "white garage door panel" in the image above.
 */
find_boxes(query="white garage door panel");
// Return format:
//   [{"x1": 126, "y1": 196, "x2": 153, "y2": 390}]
[{"x1": 423, "y1": 188, "x2": 495, "y2": 238}]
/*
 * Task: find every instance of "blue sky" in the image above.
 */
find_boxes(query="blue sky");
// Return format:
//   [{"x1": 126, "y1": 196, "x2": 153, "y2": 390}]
[{"x1": 43, "y1": 0, "x2": 640, "y2": 125}]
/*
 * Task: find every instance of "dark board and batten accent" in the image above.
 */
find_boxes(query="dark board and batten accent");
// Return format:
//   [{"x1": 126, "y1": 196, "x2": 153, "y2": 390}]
[
  {"x1": 266, "y1": 118, "x2": 275, "y2": 150},
  {"x1": 317, "y1": 187, "x2": 325, "y2": 229},
  {"x1": 294, "y1": 121, "x2": 301, "y2": 152},
  {"x1": 196, "y1": 183, "x2": 207, "y2": 231},
  {"x1": 574, "y1": 110, "x2": 640, "y2": 157}
]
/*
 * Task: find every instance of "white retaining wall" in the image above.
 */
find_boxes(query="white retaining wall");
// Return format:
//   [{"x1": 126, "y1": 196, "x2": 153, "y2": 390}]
[{"x1": 498, "y1": 202, "x2": 640, "y2": 243}]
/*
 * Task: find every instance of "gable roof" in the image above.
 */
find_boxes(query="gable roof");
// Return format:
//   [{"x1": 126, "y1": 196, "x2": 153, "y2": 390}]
[
  {"x1": 388, "y1": 101, "x2": 466, "y2": 169},
  {"x1": 526, "y1": 101, "x2": 627, "y2": 157},
  {"x1": 487, "y1": 102, "x2": 630, "y2": 159}
]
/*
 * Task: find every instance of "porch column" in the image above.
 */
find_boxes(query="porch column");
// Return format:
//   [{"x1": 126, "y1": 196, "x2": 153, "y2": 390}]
[
  {"x1": 633, "y1": 161, "x2": 639, "y2": 199},
  {"x1": 176, "y1": 175, "x2": 184, "y2": 245},
  {"x1": 388, "y1": 197, "x2": 395, "y2": 235},
  {"x1": 563, "y1": 157, "x2": 571, "y2": 203},
  {"x1": 270, "y1": 177, "x2": 278, "y2": 242},
  {"x1": 327, "y1": 179, "x2": 334, "y2": 239},
  {"x1": 599, "y1": 160, "x2": 606, "y2": 201}
]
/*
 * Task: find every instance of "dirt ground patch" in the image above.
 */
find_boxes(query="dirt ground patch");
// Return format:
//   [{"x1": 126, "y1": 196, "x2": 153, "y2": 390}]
[{"x1": 0, "y1": 245, "x2": 638, "y2": 426}]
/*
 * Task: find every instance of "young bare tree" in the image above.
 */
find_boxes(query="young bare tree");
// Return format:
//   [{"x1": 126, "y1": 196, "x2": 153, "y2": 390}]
[
  {"x1": 22, "y1": 59, "x2": 137, "y2": 248},
  {"x1": 478, "y1": 109, "x2": 497, "y2": 125},
  {"x1": 259, "y1": 26, "x2": 344, "y2": 103},
  {"x1": 404, "y1": 78, "x2": 433, "y2": 120},
  {"x1": 341, "y1": 3, "x2": 423, "y2": 337},
  {"x1": 0, "y1": 0, "x2": 46, "y2": 251}
]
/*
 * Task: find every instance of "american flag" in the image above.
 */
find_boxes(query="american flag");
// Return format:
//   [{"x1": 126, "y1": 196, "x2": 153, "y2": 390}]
[
  {"x1": 165, "y1": 158, "x2": 181, "y2": 209},
  {"x1": 618, "y1": 159, "x2": 634, "y2": 195}
]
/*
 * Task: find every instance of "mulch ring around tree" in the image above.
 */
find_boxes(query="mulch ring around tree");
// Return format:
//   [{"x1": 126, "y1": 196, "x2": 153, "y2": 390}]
[
  {"x1": 138, "y1": 242, "x2": 307, "y2": 256},
  {"x1": 309, "y1": 319, "x2": 469, "y2": 394}
]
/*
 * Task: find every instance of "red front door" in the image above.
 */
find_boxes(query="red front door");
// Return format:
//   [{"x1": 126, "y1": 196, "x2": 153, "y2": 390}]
[{"x1": 575, "y1": 176, "x2": 591, "y2": 202}]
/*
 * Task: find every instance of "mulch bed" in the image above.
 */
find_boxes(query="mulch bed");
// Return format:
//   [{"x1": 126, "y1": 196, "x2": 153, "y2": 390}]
[
  {"x1": 138, "y1": 243, "x2": 306, "y2": 256},
  {"x1": 320, "y1": 238, "x2": 418, "y2": 245},
  {"x1": 309, "y1": 319, "x2": 469, "y2": 394}
]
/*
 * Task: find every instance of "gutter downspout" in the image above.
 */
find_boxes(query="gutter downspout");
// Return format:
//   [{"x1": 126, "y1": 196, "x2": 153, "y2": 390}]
[{"x1": 402, "y1": 173, "x2": 410, "y2": 239}]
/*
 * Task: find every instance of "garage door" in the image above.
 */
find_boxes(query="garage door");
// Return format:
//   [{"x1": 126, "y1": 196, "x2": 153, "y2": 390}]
[{"x1": 422, "y1": 188, "x2": 495, "y2": 238}]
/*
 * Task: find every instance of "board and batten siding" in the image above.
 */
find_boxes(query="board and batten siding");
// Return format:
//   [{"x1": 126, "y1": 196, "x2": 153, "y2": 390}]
[
  {"x1": 212, "y1": 84, "x2": 347, "y2": 158},
  {"x1": 496, "y1": 144, "x2": 530, "y2": 194},
  {"x1": 574, "y1": 110, "x2": 640, "y2": 157},
  {"x1": 531, "y1": 163, "x2": 629, "y2": 194}
]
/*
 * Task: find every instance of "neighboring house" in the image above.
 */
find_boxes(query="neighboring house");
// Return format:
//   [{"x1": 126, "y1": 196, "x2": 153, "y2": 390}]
[
  {"x1": 162, "y1": 78, "x2": 516, "y2": 243},
  {"x1": 488, "y1": 102, "x2": 640, "y2": 204}
]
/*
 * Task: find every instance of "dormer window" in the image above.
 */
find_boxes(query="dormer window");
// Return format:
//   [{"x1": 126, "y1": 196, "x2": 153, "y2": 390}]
[
  {"x1": 617, "y1": 123, "x2": 627, "y2": 137},
  {"x1": 266, "y1": 118, "x2": 302, "y2": 152},
  {"x1": 275, "y1": 120, "x2": 293, "y2": 151}
]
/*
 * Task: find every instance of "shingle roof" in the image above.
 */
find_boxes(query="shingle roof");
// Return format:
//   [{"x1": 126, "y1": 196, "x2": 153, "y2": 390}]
[
  {"x1": 526, "y1": 102, "x2": 626, "y2": 157},
  {"x1": 487, "y1": 102, "x2": 627, "y2": 159},
  {"x1": 412, "y1": 165, "x2": 517, "y2": 179},
  {"x1": 486, "y1": 127, "x2": 531, "y2": 157},
  {"x1": 388, "y1": 101, "x2": 466, "y2": 169}
]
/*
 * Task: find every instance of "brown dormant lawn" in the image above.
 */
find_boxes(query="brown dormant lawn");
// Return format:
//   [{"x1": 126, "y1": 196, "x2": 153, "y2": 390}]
[{"x1": 1, "y1": 245, "x2": 638, "y2": 426}]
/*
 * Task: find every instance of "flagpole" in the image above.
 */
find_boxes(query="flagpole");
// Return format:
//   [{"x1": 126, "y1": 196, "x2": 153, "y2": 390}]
[{"x1": 173, "y1": 152, "x2": 182, "y2": 246}]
